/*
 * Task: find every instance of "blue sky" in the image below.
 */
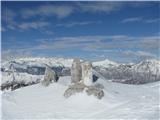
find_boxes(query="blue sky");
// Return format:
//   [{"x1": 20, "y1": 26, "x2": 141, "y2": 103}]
[{"x1": 1, "y1": 1, "x2": 159, "y2": 62}]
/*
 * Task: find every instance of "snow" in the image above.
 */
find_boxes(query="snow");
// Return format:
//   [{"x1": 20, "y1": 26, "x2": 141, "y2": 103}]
[
  {"x1": 2, "y1": 76, "x2": 160, "y2": 119},
  {"x1": 1, "y1": 57, "x2": 160, "y2": 119}
]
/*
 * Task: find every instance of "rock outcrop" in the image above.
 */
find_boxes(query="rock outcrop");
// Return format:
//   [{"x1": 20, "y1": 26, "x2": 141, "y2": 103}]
[{"x1": 41, "y1": 66, "x2": 59, "y2": 86}]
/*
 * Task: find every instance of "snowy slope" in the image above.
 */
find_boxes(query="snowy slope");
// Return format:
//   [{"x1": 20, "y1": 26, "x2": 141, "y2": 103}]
[{"x1": 2, "y1": 76, "x2": 160, "y2": 119}]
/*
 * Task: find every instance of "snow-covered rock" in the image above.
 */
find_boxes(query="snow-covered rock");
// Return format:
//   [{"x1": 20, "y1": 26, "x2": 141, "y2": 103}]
[
  {"x1": 85, "y1": 86, "x2": 104, "y2": 99},
  {"x1": 64, "y1": 82, "x2": 104, "y2": 99},
  {"x1": 64, "y1": 82, "x2": 85, "y2": 98},
  {"x1": 71, "y1": 58, "x2": 82, "y2": 83},
  {"x1": 82, "y1": 61, "x2": 93, "y2": 86}
]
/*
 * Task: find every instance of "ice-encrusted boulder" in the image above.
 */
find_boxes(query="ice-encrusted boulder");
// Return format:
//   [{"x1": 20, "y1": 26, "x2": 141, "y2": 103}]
[
  {"x1": 85, "y1": 86, "x2": 104, "y2": 99},
  {"x1": 71, "y1": 58, "x2": 82, "y2": 83},
  {"x1": 64, "y1": 82, "x2": 85, "y2": 98},
  {"x1": 64, "y1": 82, "x2": 104, "y2": 99},
  {"x1": 41, "y1": 66, "x2": 59, "y2": 86}
]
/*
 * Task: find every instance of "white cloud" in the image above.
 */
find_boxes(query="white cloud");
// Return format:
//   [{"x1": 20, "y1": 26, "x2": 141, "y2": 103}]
[
  {"x1": 3, "y1": 34, "x2": 158, "y2": 61},
  {"x1": 77, "y1": 2, "x2": 123, "y2": 13},
  {"x1": 145, "y1": 18, "x2": 160, "y2": 23},
  {"x1": 30, "y1": 35, "x2": 159, "y2": 53},
  {"x1": 17, "y1": 21, "x2": 50, "y2": 30},
  {"x1": 121, "y1": 17, "x2": 142, "y2": 23},
  {"x1": 4, "y1": 35, "x2": 157, "y2": 55},
  {"x1": 1, "y1": 49, "x2": 32, "y2": 61},
  {"x1": 139, "y1": 36, "x2": 159, "y2": 49},
  {"x1": 121, "y1": 17, "x2": 160, "y2": 24},
  {"x1": 20, "y1": 2, "x2": 126, "y2": 19},
  {"x1": 44, "y1": 30, "x2": 54, "y2": 35},
  {"x1": 56, "y1": 21, "x2": 101, "y2": 27},
  {"x1": 122, "y1": 50, "x2": 156, "y2": 60},
  {"x1": 22, "y1": 4, "x2": 75, "y2": 19},
  {"x1": 108, "y1": 35, "x2": 133, "y2": 41},
  {"x1": 7, "y1": 25, "x2": 16, "y2": 30}
]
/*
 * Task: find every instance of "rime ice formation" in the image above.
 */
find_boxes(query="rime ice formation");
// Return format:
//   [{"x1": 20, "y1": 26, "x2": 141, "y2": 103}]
[
  {"x1": 81, "y1": 61, "x2": 93, "y2": 86},
  {"x1": 64, "y1": 83, "x2": 104, "y2": 99},
  {"x1": 71, "y1": 58, "x2": 82, "y2": 83}
]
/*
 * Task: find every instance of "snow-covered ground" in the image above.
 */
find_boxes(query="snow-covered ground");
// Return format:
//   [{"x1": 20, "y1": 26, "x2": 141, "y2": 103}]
[{"x1": 2, "y1": 76, "x2": 160, "y2": 119}]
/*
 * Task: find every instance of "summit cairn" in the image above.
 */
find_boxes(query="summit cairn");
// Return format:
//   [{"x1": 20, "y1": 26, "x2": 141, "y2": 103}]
[
  {"x1": 71, "y1": 58, "x2": 82, "y2": 83},
  {"x1": 64, "y1": 59, "x2": 104, "y2": 99}
]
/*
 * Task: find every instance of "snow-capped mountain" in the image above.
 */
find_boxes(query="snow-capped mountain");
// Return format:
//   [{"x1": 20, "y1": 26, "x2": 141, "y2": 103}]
[
  {"x1": 1, "y1": 57, "x2": 160, "y2": 87},
  {"x1": 94, "y1": 59, "x2": 160, "y2": 84},
  {"x1": 93, "y1": 59, "x2": 119, "y2": 68},
  {"x1": 2, "y1": 57, "x2": 73, "y2": 69},
  {"x1": 133, "y1": 59, "x2": 160, "y2": 74}
]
